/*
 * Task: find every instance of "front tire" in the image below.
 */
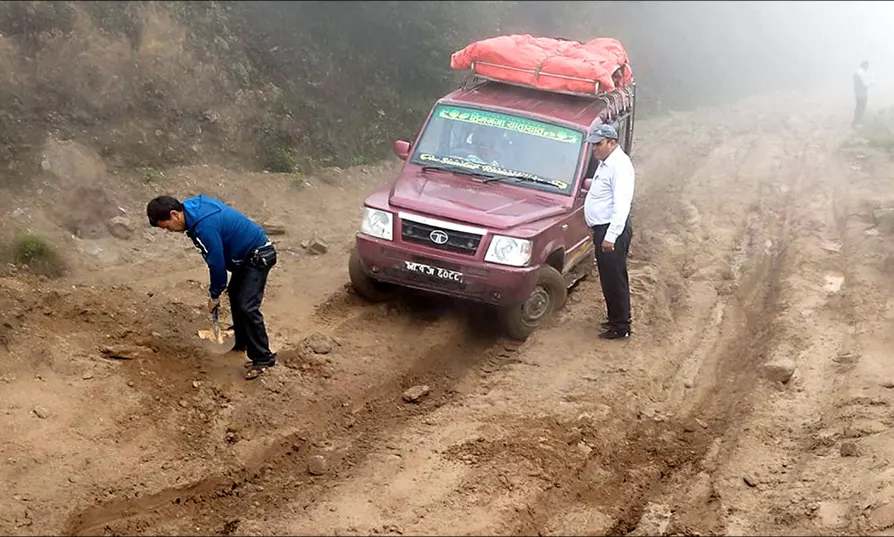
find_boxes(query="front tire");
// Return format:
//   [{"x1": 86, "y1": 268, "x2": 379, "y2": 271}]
[
  {"x1": 500, "y1": 265, "x2": 567, "y2": 341},
  {"x1": 348, "y1": 246, "x2": 401, "y2": 303}
]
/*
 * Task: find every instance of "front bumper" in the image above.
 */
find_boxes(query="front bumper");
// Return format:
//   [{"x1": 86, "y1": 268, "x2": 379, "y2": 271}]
[{"x1": 355, "y1": 234, "x2": 539, "y2": 306}]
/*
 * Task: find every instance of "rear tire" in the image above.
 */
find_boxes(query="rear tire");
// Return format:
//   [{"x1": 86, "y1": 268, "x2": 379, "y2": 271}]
[
  {"x1": 348, "y1": 246, "x2": 401, "y2": 303},
  {"x1": 500, "y1": 265, "x2": 567, "y2": 341}
]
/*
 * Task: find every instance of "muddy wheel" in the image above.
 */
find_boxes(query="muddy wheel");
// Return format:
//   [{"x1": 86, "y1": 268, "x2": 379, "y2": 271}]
[
  {"x1": 348, "y1": 246, "x2": 401, "y2": 303},
  {"x1": 500, "y1": 265, "x2": 567, "y2": 341}
]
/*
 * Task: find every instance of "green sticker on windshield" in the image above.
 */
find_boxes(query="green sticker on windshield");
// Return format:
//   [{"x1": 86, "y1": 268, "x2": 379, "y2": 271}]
[
  {"x1": 437, "y1": 106, "x2": 581, "y2": 144},
  {"x1": 418, "y1": 153, "x2": 570, "y2": 191}
]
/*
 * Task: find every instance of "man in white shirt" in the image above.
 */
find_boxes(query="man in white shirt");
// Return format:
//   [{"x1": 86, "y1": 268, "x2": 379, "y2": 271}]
[
  {"x1": 853, "y1": 61, "x2": 873, "y2": 127},
  {"x1": 583, "y1": 124, "x2": 635, "y2": 339}
]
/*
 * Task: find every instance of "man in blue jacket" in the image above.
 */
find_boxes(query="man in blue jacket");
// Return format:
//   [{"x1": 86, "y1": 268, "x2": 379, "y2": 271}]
[{"x1": 146, "y1": 195, "x2": 278, "y2": 379}]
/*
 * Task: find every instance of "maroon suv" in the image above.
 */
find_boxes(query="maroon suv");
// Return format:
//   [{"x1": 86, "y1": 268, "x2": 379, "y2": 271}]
[{"x1": 348, "y1": 75, "x2": 636, "y2": 340}]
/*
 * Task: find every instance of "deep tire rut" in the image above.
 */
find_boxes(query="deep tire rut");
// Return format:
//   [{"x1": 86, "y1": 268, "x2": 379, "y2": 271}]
[
  {"x1": 507, "y1": 129, "x2": 817, "y2": 536},
  {"x1": 63, "y1": 298, "x2": 529, "y2": 536}
]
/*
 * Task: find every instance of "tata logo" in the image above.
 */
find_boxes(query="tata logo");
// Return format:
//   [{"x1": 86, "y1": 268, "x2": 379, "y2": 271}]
[{"x1": 429, "y1": 230, "x2": 449, "y2": 245}]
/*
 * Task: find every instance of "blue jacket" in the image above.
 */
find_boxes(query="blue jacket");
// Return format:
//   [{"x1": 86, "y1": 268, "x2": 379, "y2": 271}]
[{"x1": 183, "y1": 195, "x2": 268, "y2": 299}]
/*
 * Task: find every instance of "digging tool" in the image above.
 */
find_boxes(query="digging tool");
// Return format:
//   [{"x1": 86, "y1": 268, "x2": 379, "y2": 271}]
[{"x1": 197, "y1": 305, "x2": 236, "y2": 354}]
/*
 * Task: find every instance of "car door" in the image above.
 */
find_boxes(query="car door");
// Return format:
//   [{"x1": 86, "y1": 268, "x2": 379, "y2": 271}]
[{"x1": 564, "y1": 149, "x2": 597, "y2": 274}]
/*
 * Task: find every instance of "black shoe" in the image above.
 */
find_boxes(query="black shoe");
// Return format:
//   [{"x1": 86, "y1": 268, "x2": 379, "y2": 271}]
[
  {"x1": 599, "y1": 328, "x2": 630, "y2": 340},
  {"x1": 601, "y1": 321, "x2": 632, "y2": 332},
  {"x1": 244, "y1": 359, "x2": 275, "y2": 380},
  {"x1": 243, "y1": 355, "x2": 276, "y2": 368}
]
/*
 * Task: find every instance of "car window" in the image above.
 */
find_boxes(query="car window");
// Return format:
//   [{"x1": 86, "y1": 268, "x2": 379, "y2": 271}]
[{"x1": 410, "y1": 104, "x2": 585, "y2": 195}]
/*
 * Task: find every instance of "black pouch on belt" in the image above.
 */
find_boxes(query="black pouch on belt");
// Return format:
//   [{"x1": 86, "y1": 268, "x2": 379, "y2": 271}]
[{"x1": 248, "y1": 243, "x2": 277, "y2": 269}]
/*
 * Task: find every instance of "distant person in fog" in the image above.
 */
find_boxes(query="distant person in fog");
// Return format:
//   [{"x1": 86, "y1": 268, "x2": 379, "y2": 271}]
[{"x1": 853, "y1": 60, "x2": 873, "y2": 127}]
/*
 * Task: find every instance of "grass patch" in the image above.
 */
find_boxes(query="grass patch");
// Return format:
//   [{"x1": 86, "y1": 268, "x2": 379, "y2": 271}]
[
  {"x1": 2, "y1": 234, "x2": 67, "y2": 278},
  {"x1": 290, "y1": 172, "x2": 310, "y2": 190},
  {"x1": 135, "y1": 166, "x2": 164, "y2": 184}
]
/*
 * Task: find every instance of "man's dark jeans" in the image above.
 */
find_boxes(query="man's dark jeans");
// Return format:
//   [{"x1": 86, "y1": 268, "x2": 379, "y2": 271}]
[
  {"x1": 228, "y1": 244, "x2": 277, "y2": 364},
  {"x1": 591, "y1": 219, "x2": 632, "y2": 334}
]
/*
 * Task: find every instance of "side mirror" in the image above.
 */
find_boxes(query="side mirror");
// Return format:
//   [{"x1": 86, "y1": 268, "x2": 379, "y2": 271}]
[
  {"x1": 581, "y1": 178, "x2": 593, "y2": 193},
  {"x1": 393, "y1": 140, "x2": 411, "y2": 161}
]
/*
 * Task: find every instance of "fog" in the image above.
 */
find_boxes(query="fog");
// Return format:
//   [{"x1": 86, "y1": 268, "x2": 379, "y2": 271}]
[
  {"x1": 234, "y1": 1, "x2": 894, "y2": 116},
  {"x1": 586, "y1": 1, "x2": 894, "y2": 110}
]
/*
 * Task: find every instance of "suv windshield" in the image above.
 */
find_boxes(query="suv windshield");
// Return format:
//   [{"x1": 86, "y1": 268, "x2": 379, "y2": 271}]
[{"x1": 409, "y1": 104, "x2": 584, "y2": 195}]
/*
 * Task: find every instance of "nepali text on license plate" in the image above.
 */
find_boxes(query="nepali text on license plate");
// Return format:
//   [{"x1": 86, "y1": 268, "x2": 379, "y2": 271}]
[{"x1": 404, "y1": 261, "x2": 463, "y2": 283}]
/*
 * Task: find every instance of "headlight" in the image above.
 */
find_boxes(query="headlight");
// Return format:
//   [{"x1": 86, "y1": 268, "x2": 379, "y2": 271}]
[
  {"x1": 485, "y1": 235, "x2": 533, "y2": 267},
  {"x1": 360, "y1": 207, "x2": 393, "y2": 241}
]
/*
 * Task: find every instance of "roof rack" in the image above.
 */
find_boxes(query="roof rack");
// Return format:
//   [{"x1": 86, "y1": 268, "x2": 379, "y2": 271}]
[
  {"x1": 459, "y1": 63, "x2": 637, "y2": 123},
  {"x1": 462, "y1": 60, "x2": 634, "y2": 100}
]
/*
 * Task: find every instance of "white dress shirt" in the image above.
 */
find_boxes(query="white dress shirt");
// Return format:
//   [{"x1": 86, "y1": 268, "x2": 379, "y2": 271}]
[
  {"x1": 855, "y1": 67, "x2": 873, "y2": 91},
  {"x1": 583, "y1": 146, "x2": 635, "y2": 243}
]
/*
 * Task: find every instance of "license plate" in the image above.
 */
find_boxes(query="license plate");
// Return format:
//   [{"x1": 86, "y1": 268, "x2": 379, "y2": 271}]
[{"x1": 404, "y1": 260, "x2": 463, "y2": 283}]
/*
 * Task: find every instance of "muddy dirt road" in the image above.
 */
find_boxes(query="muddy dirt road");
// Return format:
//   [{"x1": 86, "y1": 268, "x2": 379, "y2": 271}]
[{"x1": 4, "y1": 91, "x2": 894, "y2": 536}]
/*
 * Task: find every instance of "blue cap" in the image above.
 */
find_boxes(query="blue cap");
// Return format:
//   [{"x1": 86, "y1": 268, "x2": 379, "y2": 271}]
[{"x1": 586, "y1": 124, "x2": 619, "y2": 144}]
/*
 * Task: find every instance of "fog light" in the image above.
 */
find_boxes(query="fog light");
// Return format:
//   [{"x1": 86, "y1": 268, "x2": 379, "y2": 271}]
[{"x1": 371, "y1": 265, "x2": 380, "y2": 273}]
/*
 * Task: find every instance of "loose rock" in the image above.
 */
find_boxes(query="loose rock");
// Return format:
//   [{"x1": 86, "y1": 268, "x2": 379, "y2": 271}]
[
  {"x1": 33, "y1": 407, "x2": 50, "y2": 419},
  {"x1": 107, "y1": 216, "x2": 135, "y2": 240},
  {"x1": 307, "y1": 238, "x2": 329, "y2": 255},
  {"x1": 743, "y1": 474, "x2": 758, "y2": 487},
  {"x1": 262, "y1": 222, "x2": 287, "y2": 236},
  {"x1": 630, "y1": 503, "x2": 671, "y2": 536},
  {"x1": 402, "y1": 385, "x2": 430, "y2": 403},
  {"x1": 82, "y1": 372, "x2": 94, "y2": 380},
  {"x1": 840, "y1": 442, "x2": 859, "y2": 457},
  {"x1": 870, "y1": 501, "x2": 894, "y2": 529},
  {"x1": 304, "y1": 333, "x2": 336, "y2": 355},
  {"x1": 308, "y1": 454, "x2": 328, "y2": 475},
  {"x1": 179, "y1": 400, "x2": 189, "y2": 408},
  {"x1": 762, "y1": 357, "x2": 796, "y2": 384},
  {"x1": 815, "y1": 501, "x2": 849, "y2": 529},
  {"x1": 100, "y1": 345, "x2": 144, "y2": 360}
]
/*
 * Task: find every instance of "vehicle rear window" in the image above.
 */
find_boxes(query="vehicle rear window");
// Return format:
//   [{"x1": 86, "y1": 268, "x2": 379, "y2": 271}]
[{"x1": 410, "y1": 104, "x2": 584, "y2": 195}]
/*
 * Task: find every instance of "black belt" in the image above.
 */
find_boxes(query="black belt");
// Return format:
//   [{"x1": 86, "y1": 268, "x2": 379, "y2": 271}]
[{"x1": 233, "y1": 242, "x2": 276, "y2": 267}]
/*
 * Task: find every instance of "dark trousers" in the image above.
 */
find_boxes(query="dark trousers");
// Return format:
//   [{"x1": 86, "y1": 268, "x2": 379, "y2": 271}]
[
  {"x1": 854, "y1": 95, "x2": 867, "y2": 126},
  {"x1": 591, "y1": 219, "x2": 632, "y2": 333},
  {"x1": 228, "y1": 245, "x2": 277, "y2": 363}
]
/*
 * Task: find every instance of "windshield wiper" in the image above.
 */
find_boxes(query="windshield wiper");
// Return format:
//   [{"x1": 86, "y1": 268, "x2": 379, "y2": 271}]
[
  {"x1": 421, "y1": 164, "x2": 496, "y2": 180},
  {"x1": 482, "y1": 174, "x2": 555, "y2": 187}
]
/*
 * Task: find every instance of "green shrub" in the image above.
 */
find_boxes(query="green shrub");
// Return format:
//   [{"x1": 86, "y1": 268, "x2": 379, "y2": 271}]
[
  {"x1": 7, "y1": 234, "x2": 67, "y2": 277},
  {"x1": 261, "y1": 145, "x2": 297, "y2": 173}
]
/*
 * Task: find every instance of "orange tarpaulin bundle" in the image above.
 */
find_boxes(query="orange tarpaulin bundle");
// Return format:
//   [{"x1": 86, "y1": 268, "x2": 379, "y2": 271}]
[{"x1": 450, "y1": 35, "x2": 633, "y2": 95}]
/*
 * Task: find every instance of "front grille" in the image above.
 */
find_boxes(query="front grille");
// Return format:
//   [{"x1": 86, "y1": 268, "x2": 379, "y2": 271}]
[
  {"x1": 410, "y1": 255, "x2": 461, "y2": 271},
  {"x1": 401, "y1": 220, "x2": 482, "y2": 255}
]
